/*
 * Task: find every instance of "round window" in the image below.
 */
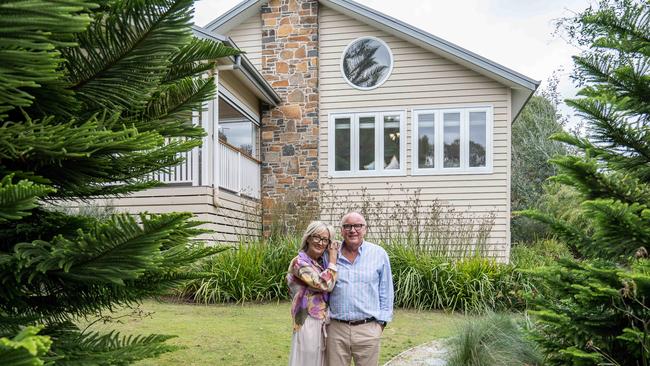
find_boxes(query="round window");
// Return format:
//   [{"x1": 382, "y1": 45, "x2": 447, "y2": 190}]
[{"x1": 341, "y1": 37, "x2": 393, "y2": 90}]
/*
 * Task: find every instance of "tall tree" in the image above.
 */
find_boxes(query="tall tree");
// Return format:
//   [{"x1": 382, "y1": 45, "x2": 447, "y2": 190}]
[
  {"x1": 511, "y1": 83, "x2": 568, "y2": 243},
  {"x1": 0, "y1": 0, "x2": 237, "y2": 364},
  {"x1": 520, "y1": 0, "x2": 650, "y2": 364}
]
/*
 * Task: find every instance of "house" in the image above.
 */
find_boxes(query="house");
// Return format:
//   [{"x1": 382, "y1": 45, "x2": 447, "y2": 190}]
[{"x1": 103, "y1": 0, "x2": 538, "y2": 261}]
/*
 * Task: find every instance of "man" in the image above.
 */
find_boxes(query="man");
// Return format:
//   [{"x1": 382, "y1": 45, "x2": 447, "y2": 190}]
[{"x1": 326, "y1": 212, "x2": 394, "y2": 366}]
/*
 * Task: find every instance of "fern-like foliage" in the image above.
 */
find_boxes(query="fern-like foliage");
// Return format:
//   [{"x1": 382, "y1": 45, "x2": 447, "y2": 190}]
[
  {"x1": 0, "y1": 175, "x2": 54, "y2": 223},
  {"x1": 0, "y1": 0, "x2": 240, "y2": 364},
  {"x1": 48, "y1": 323, "x2": 176, "y2": 366}
]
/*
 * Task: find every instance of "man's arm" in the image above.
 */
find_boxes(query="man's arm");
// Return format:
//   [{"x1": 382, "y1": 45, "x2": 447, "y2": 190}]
[{"x1": 377, "y1": 250, "x2": 394, "y2": 325}]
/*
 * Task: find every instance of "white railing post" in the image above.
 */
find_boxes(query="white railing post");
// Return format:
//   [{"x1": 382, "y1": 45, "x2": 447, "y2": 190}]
[
  {"x1": 191, "y1": 111, "x2": 200, "y2": 186},
  {"x1": 213, "y1": 72, "x2": 220, "y2": 189},
  {"x1": 237, "y1": 151, "x2": 242, "y2": 196},
  {"x1": 200, "y1": 73, "x2": 213, "y2": 187}
]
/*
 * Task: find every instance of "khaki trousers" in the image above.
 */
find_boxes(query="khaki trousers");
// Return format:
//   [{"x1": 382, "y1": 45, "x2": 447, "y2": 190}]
[{"x1": 325, "y1": 320, "x2": 382, "y2": 366}]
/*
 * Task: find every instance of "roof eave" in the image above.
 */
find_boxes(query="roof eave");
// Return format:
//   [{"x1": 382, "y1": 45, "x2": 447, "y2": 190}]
[{"x1": 192, "y1": 26, "x2": 281, "y2": 106}]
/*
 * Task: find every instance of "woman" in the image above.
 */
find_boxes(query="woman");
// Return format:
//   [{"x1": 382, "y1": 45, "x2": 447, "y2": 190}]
[{"x1": 287, "y1": 221, "x2": 340, "y2": 366}]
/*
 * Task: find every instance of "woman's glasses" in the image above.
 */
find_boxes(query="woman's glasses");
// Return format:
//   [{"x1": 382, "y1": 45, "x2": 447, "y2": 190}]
[{"x1": 310, "y1": 235, "x2": 331, "y2": 245}]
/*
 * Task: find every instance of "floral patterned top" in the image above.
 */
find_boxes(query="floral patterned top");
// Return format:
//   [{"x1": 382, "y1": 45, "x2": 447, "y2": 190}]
[{"x1": 287, "y1": 251, "x2": 337, "y2": 331}]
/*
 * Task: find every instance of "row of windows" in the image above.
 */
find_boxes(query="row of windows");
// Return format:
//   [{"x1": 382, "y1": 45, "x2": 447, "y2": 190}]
[{"x1": 328, "y1": 107, "x2": 493, "y2": 177}]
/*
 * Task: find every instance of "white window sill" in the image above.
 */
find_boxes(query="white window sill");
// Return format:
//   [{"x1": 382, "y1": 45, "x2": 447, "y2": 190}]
[
  {"x1": 411, "y1": 167, "x2": 494, "y2": 175},
  {"x1": 328, "y1": 170, "x2": 407, "y2": 178}
]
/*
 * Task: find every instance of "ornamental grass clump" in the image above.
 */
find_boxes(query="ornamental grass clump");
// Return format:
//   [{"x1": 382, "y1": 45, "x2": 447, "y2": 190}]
[
  {"x1": 386, "y1": 242, "x2": 533, "y2": 313},
  {"x1": 180, "y1": 237, "x2": 297, "y2": 303},
  {"x1": 446, "y1": 313, "x2": 544, "y2": 366}
]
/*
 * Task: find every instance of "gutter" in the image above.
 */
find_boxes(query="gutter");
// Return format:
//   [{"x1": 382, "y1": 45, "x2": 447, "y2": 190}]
[
  {"x1": 191, "y1": 26, "x2": 281, "y2": 107},
  {"x1": 223, "y1": 39, "x2": 281, "y2": 106}
]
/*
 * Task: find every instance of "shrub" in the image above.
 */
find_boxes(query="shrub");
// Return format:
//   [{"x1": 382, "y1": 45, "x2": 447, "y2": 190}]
[
  {"x1": 510, "y1": 238, "x2": 572, "y2": 269},
  {"x1": 386, "y1": 242, "x2": 534, "y2": 313},
  {"x1": 447, "y1": 313, "x2": 544, "y2": 366},
  {"x1": 180, "y1": 235, "x2": 534, "y2": 313},
  {"x1": 180, "y1": 237, "x2": 298, "y2": 303}
]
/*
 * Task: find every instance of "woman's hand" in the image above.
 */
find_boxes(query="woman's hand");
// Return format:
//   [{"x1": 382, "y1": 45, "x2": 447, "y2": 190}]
[{"x1": 328, "y1": 240, "x2": 341, "y2": 259}]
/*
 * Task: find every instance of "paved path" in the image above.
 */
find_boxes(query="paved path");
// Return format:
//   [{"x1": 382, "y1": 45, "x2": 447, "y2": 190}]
[{"x1": 383, "y1": 339, "x2": 449, "y2": 366}]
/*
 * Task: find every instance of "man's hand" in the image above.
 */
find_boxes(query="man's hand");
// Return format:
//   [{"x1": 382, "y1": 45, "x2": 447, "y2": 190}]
[{"x1": 377, "y1": 321, "x2": 386, "y2": 331}]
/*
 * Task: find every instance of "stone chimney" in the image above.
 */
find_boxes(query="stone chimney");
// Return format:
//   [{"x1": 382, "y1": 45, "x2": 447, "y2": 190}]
[{"x1": 260, "y1": 0, "x2": 319, "y2": 235}]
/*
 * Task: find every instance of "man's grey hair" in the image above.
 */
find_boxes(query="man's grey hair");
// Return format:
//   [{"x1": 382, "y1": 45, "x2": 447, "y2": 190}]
[
  {"x1": 301, "y1": 221, "x2": 335, "y2": 252},
  {"x1": 339, "y1": 211, "x2": 367, "y2": 227}
]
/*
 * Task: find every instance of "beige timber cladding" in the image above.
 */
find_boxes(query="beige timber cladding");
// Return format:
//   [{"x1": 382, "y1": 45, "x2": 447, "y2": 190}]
[
  {"x1": 318, "y1": 6, "x2": 511, "y2": 260},
  {"x1": 227, "y1": 15, "x2": 263, "y2": 69},
  {"x1": 219, "y1": 71, "x2": 261, "y2": 120},
  {"x1": 74, "y1": 186, "x2": 261, "y2": 243}
]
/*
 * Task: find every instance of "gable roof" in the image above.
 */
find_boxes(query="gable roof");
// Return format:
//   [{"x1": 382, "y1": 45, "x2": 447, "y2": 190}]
[{"x1": 204, "y1": 0, "x2": 539, "y2": 121}]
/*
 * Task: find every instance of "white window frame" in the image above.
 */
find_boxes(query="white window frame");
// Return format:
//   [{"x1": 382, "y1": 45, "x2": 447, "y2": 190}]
[
  {"x1": 412, "y1": 106, "x2": 493, "y2": 175},
  {"x1": 340, "y1": 36, "x2": 394, "y2": 91},
  {"x1": 328, "y1": 110, "x2": 406, "y2": 177}
]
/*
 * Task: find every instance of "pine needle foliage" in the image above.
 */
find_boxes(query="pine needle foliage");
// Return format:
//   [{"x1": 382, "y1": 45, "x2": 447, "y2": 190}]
[
  {"x1": 0, "y1": 0, "x2": 238, "y2": 364},
  {"x1": 519, "y1": 1, "x2": 650, "y2": 364}
]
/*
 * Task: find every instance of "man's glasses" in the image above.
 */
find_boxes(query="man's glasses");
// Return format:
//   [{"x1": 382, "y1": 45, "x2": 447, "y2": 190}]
[
  {"x1": 310, "y1": 235, "x2": 331, "y2": 245},
  {"x1": 342, "y1": 224, "x2": 365, "y2": 231}
]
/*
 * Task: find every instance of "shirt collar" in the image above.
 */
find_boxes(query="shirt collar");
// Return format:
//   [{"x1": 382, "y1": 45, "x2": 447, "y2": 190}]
[{"x1": 343, "y1": 240, "x2": 365, "y2": 253}]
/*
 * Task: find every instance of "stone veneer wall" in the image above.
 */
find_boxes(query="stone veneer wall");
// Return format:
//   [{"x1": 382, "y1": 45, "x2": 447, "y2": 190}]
[{"x1": 259, "y1": 0, "x2": 320, "y2": 236}]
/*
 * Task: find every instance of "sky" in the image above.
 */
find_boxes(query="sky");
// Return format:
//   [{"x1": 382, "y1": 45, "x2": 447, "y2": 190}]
[{"x1": 193, "y1": 0, "x2": 593, "y2": 124}]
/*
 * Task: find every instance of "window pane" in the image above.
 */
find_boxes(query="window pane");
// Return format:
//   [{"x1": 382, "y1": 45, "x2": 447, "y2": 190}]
[
  {"x1": 359, "y1": 116, "x2": 376, "y2": 170},
  {"x1": 219, "y1": 121, "x2": 256, "y2": 156},
  {"x1": 417, "y1": 113, "x2": 435, "y2": 168},
  {"x1": 335, "y1": 118, "x2": 351, "y2": 171},
  {"x1": 383, "y1": 115, "x2": 400, "y2": 170},
  {"x1": 342, "y1": 38, "x2": 392, "y2": 88},
  {"x1": 469, "y1": 111, "x2": 487, "y2": 167},
  {"x1": 443, "y1": 112, "x2": 460, "y2": 168}
]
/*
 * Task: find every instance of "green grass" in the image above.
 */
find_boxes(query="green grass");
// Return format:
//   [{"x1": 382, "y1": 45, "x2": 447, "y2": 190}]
[{"x1": 85, "y1": 300, "x2": 471, "y2": 365}]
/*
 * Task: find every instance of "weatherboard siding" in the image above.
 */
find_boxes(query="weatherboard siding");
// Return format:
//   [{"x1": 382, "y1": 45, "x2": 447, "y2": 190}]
[
  {"x1": 318, "y1": 6, "x2": 511, "y2": 260},
  {"x1": 227, "y1": 15, "x2": 263, "y2": 70},
  {"x1": 74, "y1": 186, "x2": 261, "y2": 243}
]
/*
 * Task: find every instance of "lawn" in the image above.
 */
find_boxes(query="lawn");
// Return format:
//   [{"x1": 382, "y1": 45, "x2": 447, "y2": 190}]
[{"x1": 86, "y1": 300, "x2": 470, "y2": 365}]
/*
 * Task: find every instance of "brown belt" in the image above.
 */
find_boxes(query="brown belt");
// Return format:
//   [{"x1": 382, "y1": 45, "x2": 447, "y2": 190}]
[{"x1": 331, "y1": 317, "x2": 376, "y2": 326}]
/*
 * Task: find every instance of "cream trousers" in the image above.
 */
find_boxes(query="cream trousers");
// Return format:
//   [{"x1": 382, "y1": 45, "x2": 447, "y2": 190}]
[{"x1": 289, "y1": 316, "x2": 326, "y2": 366}]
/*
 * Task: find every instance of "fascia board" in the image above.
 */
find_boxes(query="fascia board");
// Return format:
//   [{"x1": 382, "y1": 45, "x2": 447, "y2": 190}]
[{"x1": 203, "y1": 0, "x2": 266, "y2": 34}]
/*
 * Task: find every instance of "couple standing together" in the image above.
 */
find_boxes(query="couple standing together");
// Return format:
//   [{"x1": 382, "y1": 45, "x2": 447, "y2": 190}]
[{"x1": 287, "y1": 212, "x2": 394, "y2": 366}]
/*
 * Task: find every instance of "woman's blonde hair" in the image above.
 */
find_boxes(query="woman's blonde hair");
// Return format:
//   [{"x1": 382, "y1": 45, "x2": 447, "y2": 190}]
[{"x1": 300, "y1": 221, "x2": 335, "y2": 252}]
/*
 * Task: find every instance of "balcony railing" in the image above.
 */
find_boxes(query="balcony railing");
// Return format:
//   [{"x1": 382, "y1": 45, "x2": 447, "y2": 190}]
[
  {"x1": 218, "y1": 140, "x2": 261, "y2": 199},
  {"x1": 151, "y1": 148, "x2": 196, "y2": 185},
  {"x1": 154, "y1": 139, "x2": 261, "y2": 199}
]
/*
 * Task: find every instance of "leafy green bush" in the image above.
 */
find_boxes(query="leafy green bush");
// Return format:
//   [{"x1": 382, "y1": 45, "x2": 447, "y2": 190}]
[
  {"x1": 180, "y1": 237, "x2": 298, "y2": 303},
  {"x1": 447, "y1": 313, "x2": 544, "y2": 366},
  {"x1": 510, "y1": 238, "x2": 571, "y2": 269},
  {"x1": 386, "y1": 243, "x2": 534, "y2": 313},
  {"x1": 181, "y1": 236, "x2": 537, "y2": 313}
]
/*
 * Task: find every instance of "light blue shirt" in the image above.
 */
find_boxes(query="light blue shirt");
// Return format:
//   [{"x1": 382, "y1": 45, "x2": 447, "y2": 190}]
[{"x1": 328, "y1": 241, "x2": 394, "y2": 323}]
